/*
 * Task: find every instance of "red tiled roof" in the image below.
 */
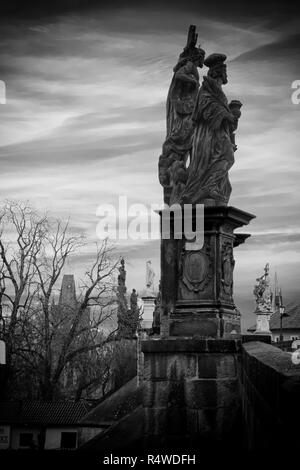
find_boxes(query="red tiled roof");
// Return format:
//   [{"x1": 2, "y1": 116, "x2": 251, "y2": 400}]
[{"x1": 0, "y1": 401, "x2": 89, "y2": 426}]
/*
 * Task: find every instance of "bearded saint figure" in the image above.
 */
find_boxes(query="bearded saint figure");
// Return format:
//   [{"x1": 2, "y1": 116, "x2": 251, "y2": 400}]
[{"x1": 181, "y1": 53, "x2": 242, "y2": 206}]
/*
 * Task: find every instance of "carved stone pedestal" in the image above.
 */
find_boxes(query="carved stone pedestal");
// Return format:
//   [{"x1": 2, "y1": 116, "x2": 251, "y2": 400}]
[
  {"x1": 160, "y1": 206, "x2": 255, "y2": 338},
  {"x1": 141, "y1": 295, "x2": 156, "y2": 329},
  {"x1": 254, "y1": 311, "x2": 272, "y2": 335},
  {"x1": 142, "y1": 338, "x2": 242, "y2": 450}
]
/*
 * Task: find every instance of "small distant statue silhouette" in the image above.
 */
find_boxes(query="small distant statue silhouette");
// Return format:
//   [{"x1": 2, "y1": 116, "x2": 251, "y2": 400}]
[
  {"x1": 146, "y1": 260, "x2": 155, "y2": 291},
  {"x1": 253, "y1": 263, "x2": 272, "y2": 313}
]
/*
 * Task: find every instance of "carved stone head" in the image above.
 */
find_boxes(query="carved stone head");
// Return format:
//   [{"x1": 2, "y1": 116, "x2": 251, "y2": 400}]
[
  {"x1": 179, "y1": 46, "x2": 205, "y2": 68},
  {"x1": 204, "y1": 53, "x2": 228, "y2": 84}
]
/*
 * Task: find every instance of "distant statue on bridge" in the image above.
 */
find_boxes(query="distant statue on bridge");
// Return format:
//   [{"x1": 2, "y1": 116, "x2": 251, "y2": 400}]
[
  {"x1": 253, "y1": 263, "x2": 273, "y2": 313},
  {"x1": 146, "y1": 260, "x2": 155, "y2": 292},
  {"x1": 118, "y1": 258, "x2": 126, "y2": 293}
]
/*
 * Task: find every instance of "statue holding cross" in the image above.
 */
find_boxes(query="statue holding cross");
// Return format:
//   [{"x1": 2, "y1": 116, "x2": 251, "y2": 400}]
[{"x1": 158, "y1": 25, "x2": 205, "y2": 205}]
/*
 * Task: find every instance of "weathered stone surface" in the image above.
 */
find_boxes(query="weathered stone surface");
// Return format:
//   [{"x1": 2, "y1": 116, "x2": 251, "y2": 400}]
[
  {"x1": 186, "y1": 408, "x2": 214, "y2": 436},
  {"x1": 143, "y1": 352, "x2": 197, "y2": 380},
  {"x1": 198, "y1": 354, "x2": 236, "y2": 378},
  {"x1": 142, "y1": 338, "x2": 241, "y2": 354},
  {"x1": 143, "y1": 379, "x2": 185, "y2": 408},
  {"x1": 144, "y1": 405, "x2": 187, "y2": 436},
  {"x1": 170, "y1": 316, "x2": 218, "y2": 337},
  {"x1": 186, "y1": 404, "x2": 241, "y2": 440},
  {"x1": 214, "y1": 403, "x2": 242, "y2": 436},
  {"x1": 144, "y1": 407, "x2": 168, "y2": 435},
  {"x1": 240, "y1": 341, "x2": 300, "y2": 449},
  {"x1": 142, "y1": 338, "x2": 243, "y2": 446},
  {"x1": 184, "y1": 378, "x2": 238, "y2": 409},
  {"x1": 205, "y1": 339, "x2": 240, "y2": 353},
  {"x1": 143, "y1": 381, "x2": 169, "y2": 408}
]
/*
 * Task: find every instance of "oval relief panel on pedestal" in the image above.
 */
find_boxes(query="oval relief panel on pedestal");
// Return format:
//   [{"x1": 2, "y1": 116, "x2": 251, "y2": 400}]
[{"x1": 182, "y1": 251, "x2": 209, "y2": 292}]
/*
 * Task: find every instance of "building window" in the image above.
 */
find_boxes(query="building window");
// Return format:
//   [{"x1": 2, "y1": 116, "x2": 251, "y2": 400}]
[
  {"x1": 19, "y1": 432, "x2": 34, "y2": 447},
  {"x1": 0, "y1": 427, "x2": 9, "y2": 446},
  {"x1": 60, "y1": 431, "x2": 77, "y2": 449}
]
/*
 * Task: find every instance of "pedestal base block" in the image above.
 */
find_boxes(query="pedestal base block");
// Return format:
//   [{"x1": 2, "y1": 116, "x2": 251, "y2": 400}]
[
  {"x1": 169, "y1": 310, "x2": 241, "y2": 338},
  {"x1": 142, "y1": 338, "x2": 242, "y2": 448},
  {"x1": 160, "y1": 206, "x2": 255, "y2": 338}
]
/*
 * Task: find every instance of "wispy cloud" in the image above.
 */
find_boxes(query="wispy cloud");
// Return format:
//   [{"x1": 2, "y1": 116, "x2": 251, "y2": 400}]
[{"x1": 0, "y1": 4, "x2": 299, "y2": 330}]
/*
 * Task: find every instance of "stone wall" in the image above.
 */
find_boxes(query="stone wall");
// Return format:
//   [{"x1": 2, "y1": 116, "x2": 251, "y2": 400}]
[
  {"x1": 272, "y1": 339, "x2": 294, "y2": 352},
  {"x1": 240, "y1": 341, "x2": 300, "y2": 449},
  {"x1": 137, "y1": 331, "x2": 150, "y2": 386},
  {"x1": 141, "y1": 338, "x2": 242, "y2": 450}
]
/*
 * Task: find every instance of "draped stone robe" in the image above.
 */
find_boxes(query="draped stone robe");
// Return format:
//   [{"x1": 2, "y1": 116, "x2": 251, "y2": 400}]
[
  {"x1": 165, "y1": 59, "x2": 199, "y2": 159},
  {"x1": 157, "y1": 59, "x2": 200, "y2": 204},
  {"x1": 182, "y1": 75, "x2": 235, "y2": 205}
]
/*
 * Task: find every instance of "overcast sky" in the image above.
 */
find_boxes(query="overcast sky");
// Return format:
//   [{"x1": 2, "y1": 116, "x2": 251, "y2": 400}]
[{"x1": 1, "y1": 1, "x2": 300, "y2": 329}]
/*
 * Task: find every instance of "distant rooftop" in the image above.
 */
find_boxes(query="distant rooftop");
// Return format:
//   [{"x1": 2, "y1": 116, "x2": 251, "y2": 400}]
[
  {"x1": 0, "y1": 401, "x2": 90, "y2": 426},
  {"x1": 248, "y1": 303, "x2": 300, "y2": 332}
]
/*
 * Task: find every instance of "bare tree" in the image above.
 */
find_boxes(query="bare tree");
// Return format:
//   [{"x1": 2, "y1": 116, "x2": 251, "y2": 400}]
[
  {"x1": 0, "y1": 201, "x2": 47, "y2": 370},
  {"x1": 73, "y1": 344, "x2": 114, "y2": 401},
  {"x1": 32, "y1": 218, "x2": 84, "y2": 399},
  {"x1": 0, "y1": 201, "x2": 120, "y2": 400},
  {"x1": 38, "y1": 238, "x2": 119, "y2": 400}
]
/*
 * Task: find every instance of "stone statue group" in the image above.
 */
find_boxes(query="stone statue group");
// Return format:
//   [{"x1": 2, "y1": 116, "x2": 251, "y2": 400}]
[{"x1": 158, "y1": 25, "x2": 242, "y2": 207}]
